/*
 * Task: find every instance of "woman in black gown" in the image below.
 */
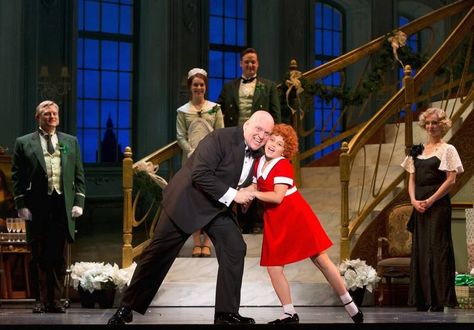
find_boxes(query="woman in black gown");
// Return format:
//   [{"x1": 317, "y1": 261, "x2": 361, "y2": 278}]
[{"x1": 401, "y1": 107, "x2": 464, "y2": 312}]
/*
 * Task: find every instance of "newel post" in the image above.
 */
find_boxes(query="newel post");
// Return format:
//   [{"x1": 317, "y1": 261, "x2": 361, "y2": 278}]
[
  {"x1": 339, "y1": 141, "x2": 350, "y2": 260},
  {"x1": 122, "y1": 146, "x2": 133, "y2": 268}
]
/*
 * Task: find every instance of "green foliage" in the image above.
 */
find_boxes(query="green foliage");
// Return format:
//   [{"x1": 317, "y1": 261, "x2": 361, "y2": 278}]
[
  {"x1": 280, "y1": 30, "x2": 428, "y2": 107},
  {"x1": 132, "y1": 171, "x2": 163, "y2": 223}
]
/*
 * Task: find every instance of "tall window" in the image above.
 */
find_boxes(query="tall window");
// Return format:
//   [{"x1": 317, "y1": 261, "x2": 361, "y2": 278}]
[
  {"x1": 77, "y1": 0, "x2": 134, "y2": 163},
  {"x1": 313, "y1": 1, "x2": 344, "y2": 158},
  {"x1": 208, "y1": 0, "x2": 248, "y2": 102}
]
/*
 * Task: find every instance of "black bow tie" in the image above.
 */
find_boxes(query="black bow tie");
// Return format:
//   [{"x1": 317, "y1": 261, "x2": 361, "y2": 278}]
[
  {"x1": 245, "y1": 148, "x2": 262, "y2": 158},
  {"x1": 241, "y1": 76, "x2": 257, "y2": 84}
]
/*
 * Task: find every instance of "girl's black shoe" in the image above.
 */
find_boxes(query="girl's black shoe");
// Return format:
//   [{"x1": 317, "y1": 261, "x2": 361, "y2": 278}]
[
  {"x1": 351, "y1": 310, "x2": 364, "y2": 323},
  {"x1": 268, "y1": 313, "x2": 299, "y2": 324}
]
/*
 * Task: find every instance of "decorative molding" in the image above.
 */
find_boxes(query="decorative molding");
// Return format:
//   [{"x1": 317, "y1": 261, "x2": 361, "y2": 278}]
[{"x1": 183, "y1": 0, "x2": 198, "y2": 33}]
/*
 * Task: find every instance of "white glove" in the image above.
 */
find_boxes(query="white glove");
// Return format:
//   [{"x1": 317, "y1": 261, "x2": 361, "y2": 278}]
[
  {"x1": 18, "y1": 208, "x2": 32, "y2": 221},
  {"x1": 71, "y1": 206, "x2": 83, "y2": 218}
]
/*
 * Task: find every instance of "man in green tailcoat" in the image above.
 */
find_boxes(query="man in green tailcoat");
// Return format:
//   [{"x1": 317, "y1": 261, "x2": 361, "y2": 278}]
[{"x1": 11, "y1": 100, "x2": 85, "y2": 313}]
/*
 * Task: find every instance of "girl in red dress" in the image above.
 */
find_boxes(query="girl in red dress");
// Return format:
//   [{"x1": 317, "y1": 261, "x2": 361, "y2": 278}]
[{"x1": 244, "y1": 124, "x2": 363, "y2": 324}]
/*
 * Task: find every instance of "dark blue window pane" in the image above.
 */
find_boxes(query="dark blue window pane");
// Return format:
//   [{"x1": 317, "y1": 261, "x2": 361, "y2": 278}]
[
  {"x1": 237, "y1": 20, "x2": 245, "y2": 46},
  {"x1": 334, "y1": 32, "x2": 341, "y2": 54},
  {"x1": 315, "y1": 30, "x2": 322, "y2": 54},
  {"x1": 102, "y1": 71, "x2": 118, "y2": 99},
  {"x1": 83, "y1": 100, "x2": 99, "y2": 127},
  {"x1": 225, "y1": 18, "x2": 236, "y2": 44},
  {"x1": 225, "y1": 0, "x2": 236, "y2": 16},
  {"x1": 102, "y1": 3, "x2": 119, "y2": 33},
  {"x1": 117, "y1": 129, "x2": 129, "y2": 152},
  {"x1": 209, "y1": 51, "x2": 223, "y2": 76},
  {"x1": 78, "y1": 39, "x2": 84, "y2": 67},
  {"x1": 208, "y1": 78, "x2": 222, "y2": 102},
  {"x1": 323, "y1": 5, "x2": 332, "y2": 27},
  {"x1": 120, "y1": 5, "x2": 132, "y2": 35},
  {"x1": 102, "y1": 41, "x2": 118, "y2": 70},
  {"x1": 119, "y1": 43, "x2": 132, "y2": 70},
  {"x1": 210, "y1": 0, "x2": 223, "y2": 15},
  {"x1": 77, "y1": 69, "x2": 84, "y2": 98},
  {"x1": 323, "y1": 31, "x2": 332, "y2": 54},
  {"x1": 315, "y1": 3, "x2": 322, "y2": 28},
  {"x1": 84, "y1": 129, "x2": 99, "y2": 162},
  {"x1": 84, "y1": 70, "x2": 99, "y2": 98},
  {"x1": 85, "y1": 0, "x2": 100, "y2": 31},
  {"x1": 78, "y1": 0, "x2": 84, "y2": 30},
  {"x1": 118, "y1": 101, "x2": 130, "y2": 128},
  {"x1": 236, "y1": 0, "x2": 245, "y2": 17},
  {"x1": 333, "y1": 11, "x2": 341, "y2": 30},
  {"x1": 121, "y1": 0, "x2": 132, "y2": 4},
  {"x1": 119, "y1": 72, "x2": 131, "y2": 99},
  {"x1": 101, "y1": 101, "x2": 118, "y2": 128},
  {"x1": 84, "y1": 39, "x2": 99, "y2": 69},
  {"x1": 224, "y1": 52, "x2": 237, "y2": 78},
  {"x1": 210, "y1": 17, "x2": 223, "y2": 44}
]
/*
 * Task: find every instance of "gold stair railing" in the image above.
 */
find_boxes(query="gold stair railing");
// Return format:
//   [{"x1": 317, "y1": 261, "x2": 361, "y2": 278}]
[{"x1": 121, "y1": 142, "x2": 181, "y2": 267}]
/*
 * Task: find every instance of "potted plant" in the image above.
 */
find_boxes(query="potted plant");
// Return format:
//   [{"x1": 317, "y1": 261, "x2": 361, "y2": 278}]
[
  {"x1": 454, "y1": 269, "x2": 474, "y2": 309},
  {"x1": 70, "y1": 261, "x2": 136, "y2": 308},
  {"x1": 338, "y1": 258, "x2": 380, "y2": 305}
]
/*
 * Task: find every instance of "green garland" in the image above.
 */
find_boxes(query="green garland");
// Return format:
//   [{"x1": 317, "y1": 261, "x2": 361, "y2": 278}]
[{"x1": 281, "y1": 30, "x2": 428, "y2": 107}]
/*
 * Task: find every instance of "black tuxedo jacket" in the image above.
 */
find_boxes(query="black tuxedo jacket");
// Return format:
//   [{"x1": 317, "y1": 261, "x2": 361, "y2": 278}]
[
  {"x1": 217, "y1": 77, "x2": 281, "y2": 127},
  {"x1": 162, "y1": 126, "x2": 251, "y2": 234}
]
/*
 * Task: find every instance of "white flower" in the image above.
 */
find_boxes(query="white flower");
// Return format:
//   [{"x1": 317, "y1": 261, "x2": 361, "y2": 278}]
[
  {"x1": 70, "y1": 262, "x2": 137, "y2": 293},
  {"x1": 338, "y1": 258, "x2": 380, "y2": 293}
]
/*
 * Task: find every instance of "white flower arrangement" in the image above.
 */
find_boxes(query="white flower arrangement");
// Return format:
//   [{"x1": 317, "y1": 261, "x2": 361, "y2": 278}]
[
  {"x1": 70, "y1": 262, "x2": 137, "y2": 293},
  {"x1": 338, "y1": 258, "x2": 380, "y2": 293}
]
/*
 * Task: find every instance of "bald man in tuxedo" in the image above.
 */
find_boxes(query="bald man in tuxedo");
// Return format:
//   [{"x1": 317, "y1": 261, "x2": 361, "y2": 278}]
[{"x1": 108, "y1": 111, "x2": 274, "y2": 325}]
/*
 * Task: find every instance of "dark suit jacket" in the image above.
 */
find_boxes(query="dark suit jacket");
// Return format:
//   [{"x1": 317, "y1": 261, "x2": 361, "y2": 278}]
[
  {"x1": 11, "y1": 131, "x2": 86, "y2": 241},
  {"x1": 217, "y1": 77, "x2": 281, "y2": 127},
  {"x1": 162, "y1": 126, "x2": 251, "y2": 234}
]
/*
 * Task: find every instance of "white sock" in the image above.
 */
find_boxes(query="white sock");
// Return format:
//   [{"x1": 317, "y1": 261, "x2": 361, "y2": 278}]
[
  {"x1": 340, "y1": 292, "x2": 359, "y2": 317},
  {"x1": 280, "y1": 304, "x2": 296, "y2": 319}
]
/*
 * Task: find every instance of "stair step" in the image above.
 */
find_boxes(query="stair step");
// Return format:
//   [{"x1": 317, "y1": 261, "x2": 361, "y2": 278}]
[{"x1": 150, "y1": 257, "x2": 356, "y2": 307}]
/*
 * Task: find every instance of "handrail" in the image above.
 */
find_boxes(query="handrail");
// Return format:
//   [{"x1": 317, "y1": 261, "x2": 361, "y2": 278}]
[
  {"x1": 339, "y1": 4, "x2": 474, "y2": 260},
  {"x1": 302, "y1": 0, "x2": 472, "y2": 82}
]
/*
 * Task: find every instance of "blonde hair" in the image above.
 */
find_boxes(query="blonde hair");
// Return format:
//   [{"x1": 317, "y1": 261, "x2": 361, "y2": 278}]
[
  {"x1": 418, "y1": 107, "x2": 451, "y2": 134},
  {"x1": 36, "y1": 100, "x2": 59, "y2": 116}
]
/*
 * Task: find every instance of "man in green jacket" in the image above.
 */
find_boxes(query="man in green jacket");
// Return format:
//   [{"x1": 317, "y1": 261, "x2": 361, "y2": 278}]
[
  {"x1": 11, "y1": 100, "x2": 85, "y2": 313},
  {"x1": 217, "y1": 48, "x2": 281, "y2": 127}
]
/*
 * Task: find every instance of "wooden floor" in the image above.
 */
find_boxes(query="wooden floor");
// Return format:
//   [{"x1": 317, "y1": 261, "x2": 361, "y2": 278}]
[{"x1": 1, "y1": 304, "x2": 474, "y2": 329}]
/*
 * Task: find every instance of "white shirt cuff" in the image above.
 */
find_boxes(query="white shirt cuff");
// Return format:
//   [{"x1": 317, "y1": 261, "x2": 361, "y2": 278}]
[{"x1": 219, "y1": 187, "x2": 238, "y2": 207}]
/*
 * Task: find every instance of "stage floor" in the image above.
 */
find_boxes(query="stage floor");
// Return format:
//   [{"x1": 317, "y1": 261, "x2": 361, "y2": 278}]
[{"x1": 1, "y1": 305, "x2": 474, "y2": 329}]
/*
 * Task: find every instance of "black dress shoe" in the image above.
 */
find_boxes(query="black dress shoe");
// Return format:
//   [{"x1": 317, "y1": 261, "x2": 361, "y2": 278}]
[
  {"x1": 108, "y1": 306, "x2": 133, "y2": 325},
  {"x1": 416, "y1": 305, "x2": 430, "y2": 312},
  {"x1": 32, "y1": 302, "x2": 45, "y2": 313},
  {"x1": 268, "y1": 313, "x2": 299, "y2": 324},
  {"x1": 351, "y1": 310, "x2": 363, "y2": 323},
  {"x1": 214, "y1": 312, "x2": 256, "y2": 325},
  {"x1": 46, "y1": 304, "x2": 66, "y2": 313},
  {"x1": 430, "y1": 306, "x2": 444, "y2": 312}
]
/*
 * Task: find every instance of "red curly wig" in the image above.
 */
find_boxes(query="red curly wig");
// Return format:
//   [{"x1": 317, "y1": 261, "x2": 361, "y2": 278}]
[{"x1": 271, "y1": 124, "x2": 299, "y2": 159}]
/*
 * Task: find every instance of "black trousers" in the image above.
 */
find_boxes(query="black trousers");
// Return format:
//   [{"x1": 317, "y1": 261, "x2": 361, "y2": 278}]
[
  {"x1": 29, "y1": 191, "x2": 68, "y2": 306},
  {"x1": 122, "y1": 211, "x2": 246, "y2": 314}
]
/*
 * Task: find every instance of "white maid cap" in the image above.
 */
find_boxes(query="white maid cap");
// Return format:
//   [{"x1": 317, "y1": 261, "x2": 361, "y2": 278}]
[{"x1": 188, "y1": 68, "x2": 207, "y2": 79}]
